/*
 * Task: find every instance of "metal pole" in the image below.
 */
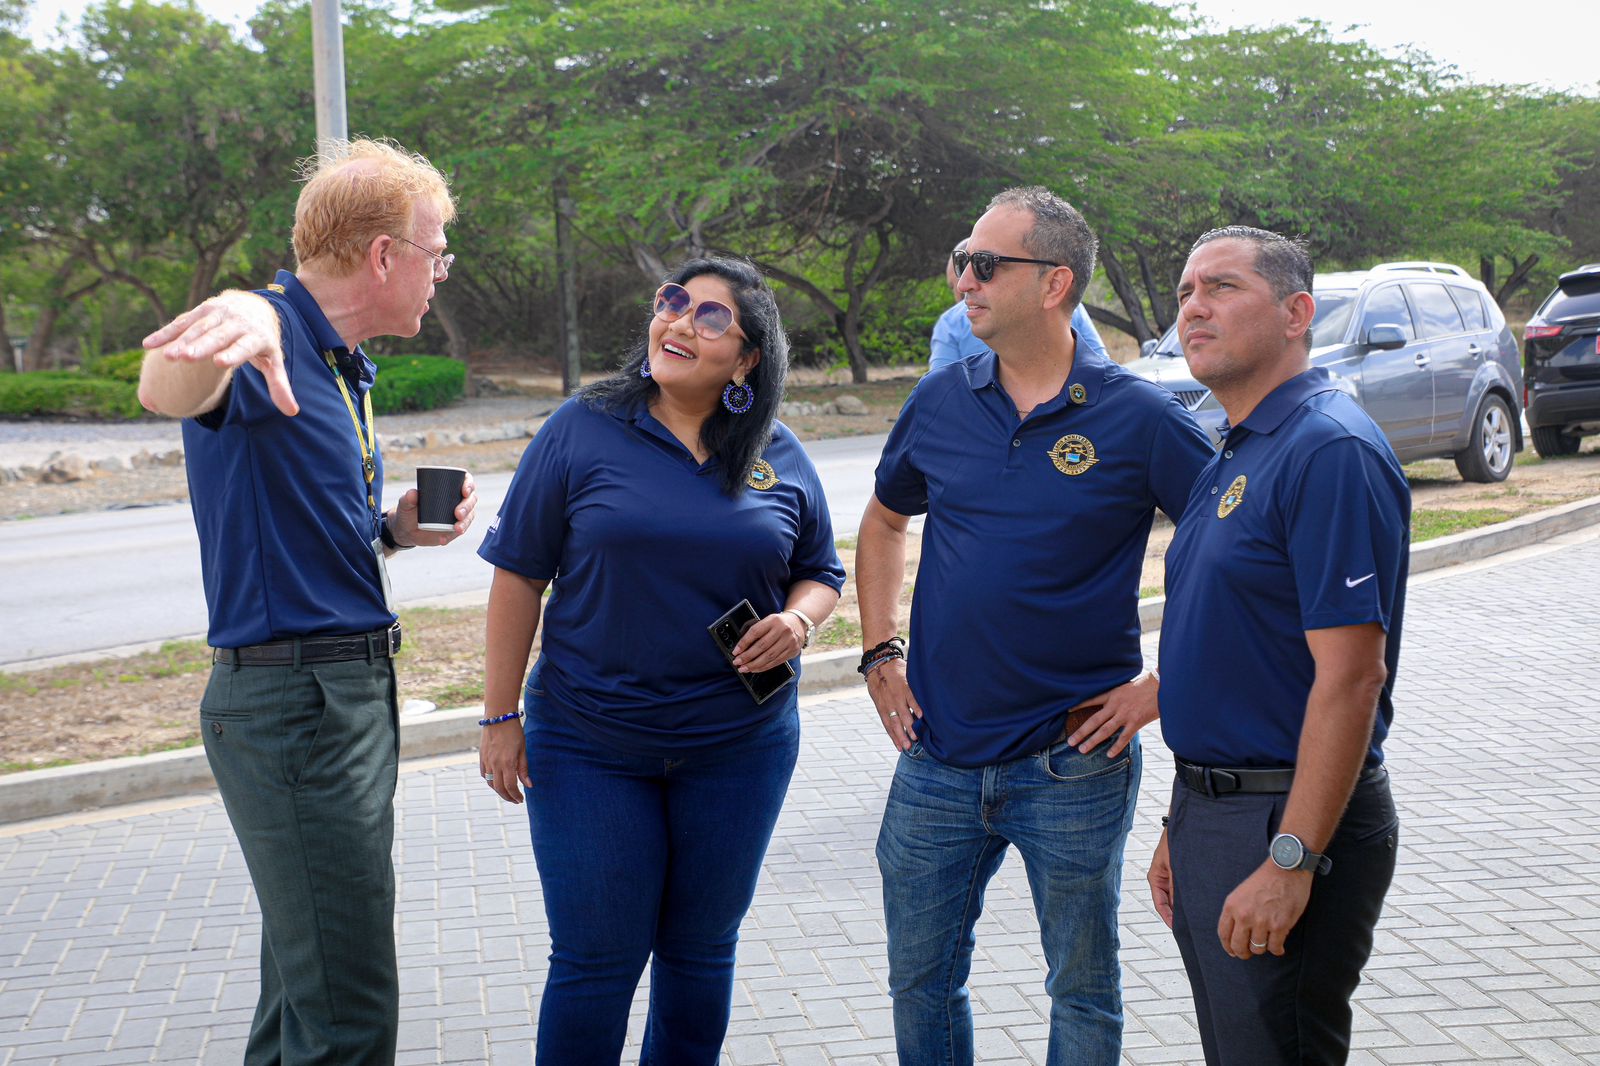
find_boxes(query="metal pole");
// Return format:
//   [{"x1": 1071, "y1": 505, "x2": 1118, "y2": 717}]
[{"x1": 311, "y1": 0, "x2": 348, "y2": 150}]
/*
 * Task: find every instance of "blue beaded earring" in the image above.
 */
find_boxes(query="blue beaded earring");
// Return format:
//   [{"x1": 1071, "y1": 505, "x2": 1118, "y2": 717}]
[
  {"x1": 722, "y1": 374, "x2": 754, "y2": 415},
  {"x1": 639, "y1": 356, "x2": 652, "y2": 379}
]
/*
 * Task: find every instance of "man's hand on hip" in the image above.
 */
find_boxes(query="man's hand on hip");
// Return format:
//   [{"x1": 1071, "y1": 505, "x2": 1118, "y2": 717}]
[{"x1": 1067, "y1": 670, "x2": 1159, "y2": 758}]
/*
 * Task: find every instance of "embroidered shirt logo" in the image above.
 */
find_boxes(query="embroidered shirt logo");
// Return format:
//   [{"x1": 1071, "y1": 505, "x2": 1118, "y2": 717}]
[
  {"x1": 747, "y1": 458, "x2": 779, "y2": 491},
  {"x1": 1068, "y1": 383, "x2": 1088, "y2": 404},
  {"x1": 1345, "y1": 573, "x2": 1375, "y2": 588},
  {"x1": 1217, "y1": 475, "x2": 1247, "y2": 518},
  {"x1": 1048, "y1": 434, "x2": 1098, "y2": 476}
]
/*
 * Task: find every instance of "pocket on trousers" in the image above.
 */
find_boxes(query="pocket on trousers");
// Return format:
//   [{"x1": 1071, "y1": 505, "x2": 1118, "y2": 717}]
[
  {"x1": 1038, "y1": 741, "x2": 1130, "y2": 783},
  {"x1": 901, "y1": 739, "x2": 926, "y2": 761},
  {"x1": 199, "y1": 666, "x2": 252, "y2": 721}
]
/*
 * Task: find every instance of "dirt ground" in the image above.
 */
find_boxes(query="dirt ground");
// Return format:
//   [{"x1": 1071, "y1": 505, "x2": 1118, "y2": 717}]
[{"x1": 4, "y1": 374, "x2": 1599, "y2": 772}]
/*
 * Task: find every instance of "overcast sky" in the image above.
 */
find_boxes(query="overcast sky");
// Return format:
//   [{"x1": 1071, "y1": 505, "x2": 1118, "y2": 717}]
[{"x1": 21, "y1": 0, "x2": 1600, "y2": 97}]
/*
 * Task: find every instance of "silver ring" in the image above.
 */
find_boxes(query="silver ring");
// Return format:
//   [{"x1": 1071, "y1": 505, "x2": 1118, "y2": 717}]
[
  {"x1": 484, "y1": 772, "x2": 495, "y2": 782},
  {"x1": 888, "y1": 711, "x2": 899, "y2": 718},
  {"x1": 1250, "y1": 940, "x2": 1267, "y2": 950}
]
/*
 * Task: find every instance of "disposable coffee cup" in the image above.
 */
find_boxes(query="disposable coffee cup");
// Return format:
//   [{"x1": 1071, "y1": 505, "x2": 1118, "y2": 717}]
[{"x1": 416, "y1": 466, "x2": 467, "y2": 532}]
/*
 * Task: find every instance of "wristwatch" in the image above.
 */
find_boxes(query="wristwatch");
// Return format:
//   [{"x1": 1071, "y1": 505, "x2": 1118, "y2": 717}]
[
  {"x1": 1269, "y1": 833, "x2": 1332, "y2": 875},
  {"x1": 784, "y1": 608, "x2": 817, "y2": 649}
]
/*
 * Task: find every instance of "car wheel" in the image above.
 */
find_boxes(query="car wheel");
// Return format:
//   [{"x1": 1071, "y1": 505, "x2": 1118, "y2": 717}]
[
  {"x1": 1531, "y1": 425, "x2": 1581, "y2": 459},
  {"x1": 1454, "y1": 393, "x2": 1514, "y2": 483}
]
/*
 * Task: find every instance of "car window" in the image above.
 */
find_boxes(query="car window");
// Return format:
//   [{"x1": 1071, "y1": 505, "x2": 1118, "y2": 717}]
[
  {"x1": 1448, "y1": 286, "x2": 1489, "y2": 331},
  {"x1": 1310, "y1": 290, "x2": 1356, "y2": 343},
  {"x1": 1538, "y1": 287, "x2": 1600, "y2": 320},
  {"x1": 1360, "y1": 285, "x2": 1415, "y2": 340},
  {"x1": 1409, "y1": 283, "x2": 1466, "y2": 338}
]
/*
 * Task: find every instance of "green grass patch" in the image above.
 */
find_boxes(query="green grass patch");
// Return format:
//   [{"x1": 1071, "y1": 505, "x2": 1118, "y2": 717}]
[
  {"x1": 1, "y1": 757, "x2": 76, "y2": 774},
  {"x1": 1412, "y1": 508, "x2": 1513, "y2": 541},
  {"x1": 136, "y1": 736, "x2": 202, "y2": 757},
  {"x1": 835, "y1": 534, "x2": 858, "y2": 551},
  {"x1": 816, "y1": 616, "x2": 863, "y2": 651},
  {"x1": 425, "y1": 681, "x2": 485, "y2": 708},
  {"x1": 1139, "y1": 585, "x2": 1164, "y2": 600}
]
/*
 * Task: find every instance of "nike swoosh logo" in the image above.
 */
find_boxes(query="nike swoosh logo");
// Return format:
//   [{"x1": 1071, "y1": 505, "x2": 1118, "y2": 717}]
[{"x1": 1345, "y1": 573, "x2": 1375, "y2": 588}]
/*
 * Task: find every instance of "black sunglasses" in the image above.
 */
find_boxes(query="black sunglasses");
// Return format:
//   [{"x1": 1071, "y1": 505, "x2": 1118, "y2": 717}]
[{"x1": 953, "y1": 248, "x2": 1062, "y2": 283}]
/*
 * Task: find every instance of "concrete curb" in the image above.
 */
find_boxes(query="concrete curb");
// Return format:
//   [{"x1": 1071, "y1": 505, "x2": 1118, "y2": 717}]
[{"x1": 5, "y1": 495, "x2": 1598, "y2": 824}]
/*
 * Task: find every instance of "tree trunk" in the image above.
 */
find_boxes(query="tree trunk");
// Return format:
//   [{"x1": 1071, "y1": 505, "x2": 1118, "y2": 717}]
[
  {"x1": 428, "y1": 289, "x2": 474, "y2": 395},
  {"x1": 25, "y1": 267, "x2": 104, "y2": 371},
  {"x1": 554, "y1": 175, "x2": 583, "y2": 395},
  {"x1": 1099, "y1": 247, "x2": 1157, "y2": 343},
  {"x1": 1136, "y1": 250, "x2": 1176, "y2": 332},
  {"x1": 0, "y1": 290, "x2": 15, "y2": 372}
]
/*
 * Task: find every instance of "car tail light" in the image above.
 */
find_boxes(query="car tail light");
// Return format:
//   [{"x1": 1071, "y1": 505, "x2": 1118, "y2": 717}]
[{"x1": 1524, "y1": 324, "x2": 1562, "y2": 340}]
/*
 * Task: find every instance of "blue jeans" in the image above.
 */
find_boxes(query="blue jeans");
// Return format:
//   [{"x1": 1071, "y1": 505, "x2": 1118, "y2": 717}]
[
  {"x1": 523, "y1": 681, "x2": 800, "y2": 1066},
  {"x1": 876, "y1": 734, "x2": 1141, "y2": 1066}
]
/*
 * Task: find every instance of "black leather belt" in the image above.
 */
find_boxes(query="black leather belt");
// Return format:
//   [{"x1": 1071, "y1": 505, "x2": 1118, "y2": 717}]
[
  {"x1": 214, "y1": 623, "x2": 403, "y2": 666},
  {"x1": 1176, "y1": 757, "x2": 1385, "y2": 797}
]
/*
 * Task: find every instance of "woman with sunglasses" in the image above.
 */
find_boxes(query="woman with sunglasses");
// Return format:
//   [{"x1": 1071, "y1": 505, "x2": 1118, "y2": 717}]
[{"x1": 477, "y1": 256, "x2": 845, "y2": 1063}]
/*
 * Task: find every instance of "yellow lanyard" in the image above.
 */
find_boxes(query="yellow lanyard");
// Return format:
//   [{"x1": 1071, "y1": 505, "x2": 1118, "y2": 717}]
[{"x1": 325, "y1": 352, "x2": 378, "y2": 515}]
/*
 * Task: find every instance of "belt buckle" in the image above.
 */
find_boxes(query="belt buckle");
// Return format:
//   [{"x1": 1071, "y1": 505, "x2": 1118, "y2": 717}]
[{"x1": 386, "y1": 624, "x2": 402, "y2": 656}]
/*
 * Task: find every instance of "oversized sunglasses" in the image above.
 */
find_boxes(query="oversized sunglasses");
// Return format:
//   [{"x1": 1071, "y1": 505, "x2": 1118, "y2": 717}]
[
  {"x1": 653, "y1": 283, "x2": 747, "y2": 341},
  {"x1": 953, "y1": 248, "x2": 1061, "y2": 283}
]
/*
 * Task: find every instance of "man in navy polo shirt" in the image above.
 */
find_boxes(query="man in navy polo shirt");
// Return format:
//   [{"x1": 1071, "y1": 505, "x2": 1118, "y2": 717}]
[
  {"x1": 138, "y1": 139, "x2": 478, "y2": 1065},
  {"x1": 1149, "y1": 227, "x2": 1408, "y2": 1064},
  {"x1": 929, "y1": 238, "x2": 1109, "y2": 371},
  {"x1": 857, "y1": 186, "x2": 1213, "y2": 1064}
]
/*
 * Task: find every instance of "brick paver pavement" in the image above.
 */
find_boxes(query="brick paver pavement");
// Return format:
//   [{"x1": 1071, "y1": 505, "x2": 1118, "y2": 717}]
[{"x1": 4, "y1": 529, "x2": 1599, "y2": 1064}]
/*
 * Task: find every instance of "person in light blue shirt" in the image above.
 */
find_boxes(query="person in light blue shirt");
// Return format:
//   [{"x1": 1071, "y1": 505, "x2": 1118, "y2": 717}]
[{"x1": 929, "y1": 238, "x2": 1109, "y2": 371}]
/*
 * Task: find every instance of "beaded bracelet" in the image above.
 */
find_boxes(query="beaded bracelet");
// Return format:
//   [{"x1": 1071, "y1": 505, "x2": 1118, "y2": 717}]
[{"x1": 479, "y1": 710, "x2": 524, "y2": 727}]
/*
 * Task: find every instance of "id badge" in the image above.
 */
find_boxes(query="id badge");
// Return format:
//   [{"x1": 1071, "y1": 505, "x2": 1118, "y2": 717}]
[{"x1": 372, "y1": 537, "x2": 398, "y2": 614}]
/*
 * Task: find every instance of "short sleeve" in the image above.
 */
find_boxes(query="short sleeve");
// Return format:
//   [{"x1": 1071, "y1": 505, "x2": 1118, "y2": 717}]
[
  {"x1": 929, "y1": 312, "x2": 960, "y2": 371},
  {"x1": 1071, "y1": 305, "x2": 1109, "y2": 361},
  {"x1": 783, "y1": 441, "x2": 847, "y2": 592},
  {"x1": 1146, "y1": 397, "x2": 1214, "y2": 522},
  {"x1": 477, "y1": 401, "x2": 579, "y2": 580},
  {"x1": 872, "y1": 388, "x2": 932, "y2": 516},
  {"x1": 1287, "y1": 437, "x2": 1408, "y2": 632}
]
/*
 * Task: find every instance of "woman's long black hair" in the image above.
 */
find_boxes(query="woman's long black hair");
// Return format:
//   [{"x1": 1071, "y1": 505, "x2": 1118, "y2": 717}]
[{"x1": 578, "y1": 256, "x2": 790, "y2": 497}]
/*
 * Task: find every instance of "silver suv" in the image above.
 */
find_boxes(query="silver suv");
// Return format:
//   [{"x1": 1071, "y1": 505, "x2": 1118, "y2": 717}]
[{"x1": 1126, "y1": 262, "x2": 1524, "y2": 482}]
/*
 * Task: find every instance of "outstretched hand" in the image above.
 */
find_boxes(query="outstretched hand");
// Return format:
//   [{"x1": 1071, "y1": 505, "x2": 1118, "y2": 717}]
[{"x1": 143, "y1": 295, "x2": 298, "y2": 417}]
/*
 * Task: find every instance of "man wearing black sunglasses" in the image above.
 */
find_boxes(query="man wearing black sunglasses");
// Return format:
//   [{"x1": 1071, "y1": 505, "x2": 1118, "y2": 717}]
[
  {"x1": 928, "y1": 238, "x2": 1110, "y2": 372},
  {"x1": 858, "y1": 186, "x2": 1214, "y2": 1064}
]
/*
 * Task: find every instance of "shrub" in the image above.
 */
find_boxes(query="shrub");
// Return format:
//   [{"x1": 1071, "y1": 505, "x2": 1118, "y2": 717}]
[
  {"x1": 369, "y1": 355, "x2": 465, "y2": 414},
  {"x1": 0, "y1": 372, "x2": 144, "y2": 420},
  {"x1": 83, "y1": 349, "x2": 147, "y2": 384}
]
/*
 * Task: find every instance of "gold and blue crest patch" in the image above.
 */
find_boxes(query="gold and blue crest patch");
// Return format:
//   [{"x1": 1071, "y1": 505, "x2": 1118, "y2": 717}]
[
  {"x1": 1217, "y1": 475, "x2": 1247, "y2": 518},
  {"x1": 1048, "y1": 434, "x2": 1098, "y2": 476},
  {"x1": 747, "y1": 458, "x2": 779, "y2": 491}
]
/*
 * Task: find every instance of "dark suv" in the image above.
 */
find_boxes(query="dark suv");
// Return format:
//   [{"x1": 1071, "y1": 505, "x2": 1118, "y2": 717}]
[
  {"x1": 1125, "y1": 262, "x2": 1524, "y2": 482},
  {"x1": 1524, "y1": 265, "x2": 1600, "y2": 458}
]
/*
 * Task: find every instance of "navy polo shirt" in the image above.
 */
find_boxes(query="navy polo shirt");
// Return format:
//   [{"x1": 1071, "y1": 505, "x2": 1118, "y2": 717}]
[
  {"x1": 479, "y1": 398, "x2": 846, "y2": 755},
  {"x1": 183, "y1": 271, "x2": 392, "y2": 648},
  {"x1": 1158, "y1": 368, "x2": 1410, "y2": 768},
  {"x1": 875, "y1": 350, "x2": 1213, "y2": 767}
]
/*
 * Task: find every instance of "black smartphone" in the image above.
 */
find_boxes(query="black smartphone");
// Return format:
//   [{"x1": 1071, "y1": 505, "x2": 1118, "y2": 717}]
[{"x1": 708, "y1": 599, "x2": 796, "y2": 705}]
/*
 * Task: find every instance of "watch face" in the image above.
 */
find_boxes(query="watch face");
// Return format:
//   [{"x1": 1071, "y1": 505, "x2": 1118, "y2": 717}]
[{"x1": 1270, "y1": 834, "x2": 1303, "y2": 869}]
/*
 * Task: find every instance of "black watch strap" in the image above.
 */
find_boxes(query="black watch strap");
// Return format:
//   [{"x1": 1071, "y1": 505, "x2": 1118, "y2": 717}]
[{"x1": 380, "y1": 514, "x2": 414, "y2": 551}]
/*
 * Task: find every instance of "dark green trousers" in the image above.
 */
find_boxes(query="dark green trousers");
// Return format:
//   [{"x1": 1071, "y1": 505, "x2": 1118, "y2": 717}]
[{"x1": 201, "y1": 656, "x2": 400, "y2": 1066}]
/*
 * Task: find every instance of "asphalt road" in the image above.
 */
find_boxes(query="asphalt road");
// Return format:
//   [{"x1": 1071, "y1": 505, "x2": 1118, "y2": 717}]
[{"x1": 0, "y1": 434, "x2": 887, "y2": 666}]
